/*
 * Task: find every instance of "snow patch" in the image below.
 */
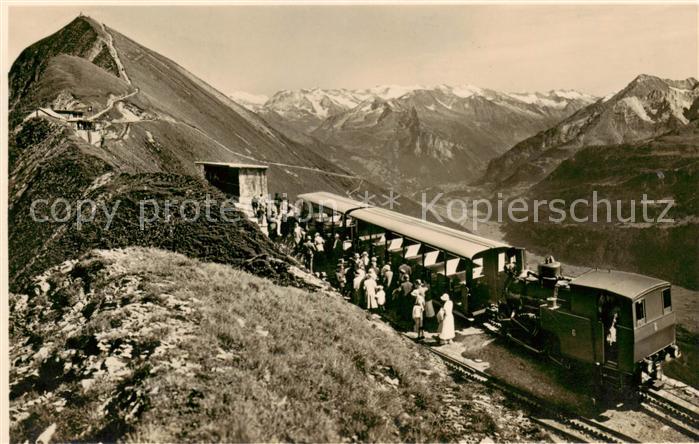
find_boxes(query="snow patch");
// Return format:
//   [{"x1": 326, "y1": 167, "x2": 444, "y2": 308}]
[
  {"x1": 229, "y1": 91, "x2": 269, "y2": 111},
  {"x1": 620, "y1": 97, "x2": 653, "y2": 122},
  {"x1": 507, "y1": 92, "x2": 566, "y2": 109},
  {"x1": 438, "y1": 84, "x2": 484, "y2": 98},
  {"x1": 602, "y1": 92, "x2": 617, "y2": 103}
]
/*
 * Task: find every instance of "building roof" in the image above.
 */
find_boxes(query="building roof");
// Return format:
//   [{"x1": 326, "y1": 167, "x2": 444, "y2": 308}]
[
  {"x1": 299, "y1": 191, "x2": 510, "y2": 260},
  {"x1": 298, "y1": 191, "x2": 370, "y2": 214},
  {"x1": 36, "y1": 108, "x2": 65, "y2": 120},
  {"x1": 53, "y1": 109, "x2": 84, "y2": 114},
  {"x1": 195, "y1": 161, "x2": 268, "y2": 169},
  {"x1": 350, "y1": 206, "x2": 510, "y2": 260},
  {"x1": 570, "y1": 269, "x2": 669, "y2": 300}
]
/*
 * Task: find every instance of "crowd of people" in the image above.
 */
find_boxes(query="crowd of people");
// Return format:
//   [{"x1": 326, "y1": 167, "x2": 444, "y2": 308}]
[
  {"x1": 259, "y1": 193, "x2": 457, "y2": 344},
  {"x1": 333, "y1": 251, "x2": 455, "y2": 344},
  {"x1": 250, "y1": 193, "x2": 301, "y2": 240}
]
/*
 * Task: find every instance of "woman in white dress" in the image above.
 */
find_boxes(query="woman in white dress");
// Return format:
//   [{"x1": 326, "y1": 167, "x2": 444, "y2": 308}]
[{"x1": 437, "y1": 293, "x2": 455, "y2": 344}]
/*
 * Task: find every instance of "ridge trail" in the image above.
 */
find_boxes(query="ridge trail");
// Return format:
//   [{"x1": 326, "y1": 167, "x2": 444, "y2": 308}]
[{"x1": 100, "y1": 23, "x2": 132, "y2": 85}]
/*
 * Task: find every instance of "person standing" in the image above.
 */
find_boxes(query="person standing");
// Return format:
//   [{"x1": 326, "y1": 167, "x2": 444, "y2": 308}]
[
  {"x1": 302, "y1": 235, "x2": 316, "y2": 273},
  {"x1": 424, "y1": 295, "x2": 436, "y2": 331},
  {"x1": 437, "y1": 293, "x2": 455, "y2": 345},
  {"x1": 332, "y1": 233, "x2": 341, "y2": 253},
  {"x1": 352, "y1": 267, "x2": 366, "y2": 306},
  {"x1": 293, "y1": 222, "x2": 304, "y2": 247},
  {"x1": 364, "y1": 270, "x2": 378, "y2": 312},
  {"x1": 361, "y1": 251, "x2": 370, "y2": 268},
  {"x1": 256, "y1": 194, "x2": 267, "y2": 225},
  {"x1": 412, "y1": 288, "x2": 425, "y2": 310},
  {"x1": 399, "y1": 274, "x2": 414, "y2": 321},
  {"x1": 279, "y1": 195, "x2": 289, "y2": 236},
  {"x1": 398, "y1": 261, "x2": 412, "y2": 280},
  {"x1": 369, "y1": 256, "x2": 379, "y2": 275},
  {"x1": 375, "y1": 285, "x2": 386, "y2": 311},
  {"x1": 335, "y1": 259, "x2": 347, "y2": 293},
  {"x1": 412, "y1": 300, "x2": 425, "y2": 340},
  {"x1": 251, "y1": 194, "x2": 259, "y2": 214},
  {"x1": 314, "y1": 232, "x2": 326, "y2": 258},
  {"x1": 381, "y1": 263, "x2": 394, "y2": 291}
]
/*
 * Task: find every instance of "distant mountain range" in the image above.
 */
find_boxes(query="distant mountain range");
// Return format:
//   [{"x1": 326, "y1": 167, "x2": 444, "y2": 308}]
[
  {"x1": 481, "y1": 74, "x2": 699, "y2": 193},
  {"x1": 231, "y1": 86, "x2": 597, "y2": 192}
]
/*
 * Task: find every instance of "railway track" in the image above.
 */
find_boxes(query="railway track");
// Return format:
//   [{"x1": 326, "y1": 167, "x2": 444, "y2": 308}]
[
  {"x1": 637, "y1": 388, "x2": 699, "y2": 440},
  {"x1": 483, "y1": 317, "x2": 699, "y2": 441},
  {"x1": 375, "y1": 313, "x2": 638, "y2": 443},
  {"x1": 428, "y1": 346, "x2": 638, "y2": 443}
]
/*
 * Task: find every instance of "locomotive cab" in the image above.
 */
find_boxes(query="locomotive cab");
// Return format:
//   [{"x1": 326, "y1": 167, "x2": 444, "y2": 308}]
[
  {"x1": 549, "y1": 270, "x2": 680, "y2": 385},
  {"x1": 504, "y1": 267, "x2": 680, "y2": 389}
]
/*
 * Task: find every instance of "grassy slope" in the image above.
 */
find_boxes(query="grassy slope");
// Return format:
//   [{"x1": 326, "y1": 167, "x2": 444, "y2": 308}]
[
  {"x1": 10, "y1": 248, "x2": 546, "y2": 443},
  {"x1": 33, "y1": 54, "x2": 132, "y2": 111}
]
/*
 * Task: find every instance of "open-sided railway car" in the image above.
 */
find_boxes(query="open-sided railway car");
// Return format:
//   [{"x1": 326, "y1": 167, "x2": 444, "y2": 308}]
[
  {"x1": 298, "y1": 191, "x2": 525, "y2": 315},
  {"x1": 297, "y1": 192, "x2": 681, "y2": 389}
]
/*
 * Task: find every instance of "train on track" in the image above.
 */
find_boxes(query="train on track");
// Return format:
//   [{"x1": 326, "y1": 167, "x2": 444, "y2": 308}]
[{"x1": 297, "y1": 191, "x2": 681, "y2": 392}]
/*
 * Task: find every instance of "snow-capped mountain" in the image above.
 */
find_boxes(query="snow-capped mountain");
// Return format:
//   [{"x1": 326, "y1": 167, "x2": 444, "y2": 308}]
[
  {"x1": 229, "y1": 84, "x2": 595, "y2": 191},
  {"x1": 228, "y1": 91, "x2": 269, "y2": 112},
  {"x1": 245, "y1": 85, "x2": 596, "y2": 133},
  {"x1": 482, "y1": 74, "x2": 699, "y2": 190}
]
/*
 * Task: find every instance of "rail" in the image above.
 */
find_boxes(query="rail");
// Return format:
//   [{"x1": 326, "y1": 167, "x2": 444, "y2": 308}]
[{"x1": 375, "y1": 312, "x2": 639, "y2": 443}]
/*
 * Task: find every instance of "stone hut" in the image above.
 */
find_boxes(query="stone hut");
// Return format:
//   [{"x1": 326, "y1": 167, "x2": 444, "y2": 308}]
[{"x1": 195, "y1": 161, "x2": 268, "y2": 203}]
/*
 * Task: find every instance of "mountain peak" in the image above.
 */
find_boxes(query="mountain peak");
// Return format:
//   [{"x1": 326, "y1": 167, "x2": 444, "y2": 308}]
[
  {"x1": 632, "y1": 73, "x2": 658, "y2": 82},
  {"x1": 629, "y1": 74, "x2": 699, "y2": 90},
  {"x1": 482, "y1": 73, "x2": 699, "y2": 189}
]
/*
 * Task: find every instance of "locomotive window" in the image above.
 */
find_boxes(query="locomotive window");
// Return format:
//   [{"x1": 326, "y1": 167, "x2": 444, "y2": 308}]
[
  {"x1": 635, "y1": 299, "x2": 646, "y2": 326},
  {"x1": 662, "y1": 288, "x2": 672, "y2": 313}
]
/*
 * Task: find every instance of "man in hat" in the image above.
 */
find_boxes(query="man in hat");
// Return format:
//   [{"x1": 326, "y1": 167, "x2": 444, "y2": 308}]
[
  {"x1": 361, "y1": 251, "x2": 370, "y2": 268},
  {"x1": 398, "y1": 260, "x2": 412, "y2": 279},
  {"x1": 399, "y1": 274, "x2": 414, "y2": 321},
  {"x1": 381, "y1": 263, "x2": 394, "y2": 297},
  {"x1": 369, "y1": 256, "x2": 379, "y2": 275}
]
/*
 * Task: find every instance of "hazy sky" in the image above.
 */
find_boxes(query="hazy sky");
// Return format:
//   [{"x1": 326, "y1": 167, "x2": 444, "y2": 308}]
[{"x1": 8, "y1": 4, "x2": 698, "y2": 97}]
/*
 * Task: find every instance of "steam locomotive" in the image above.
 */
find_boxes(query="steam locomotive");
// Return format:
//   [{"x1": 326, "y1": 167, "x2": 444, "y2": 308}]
[{"x1": 495, "y1": 259, "x2": 681, "y2": 391}]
